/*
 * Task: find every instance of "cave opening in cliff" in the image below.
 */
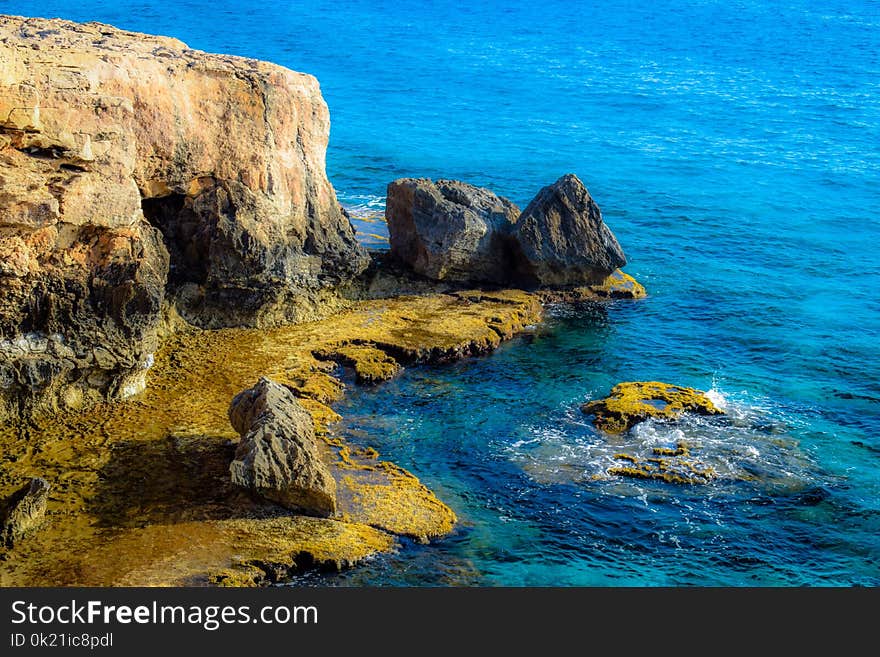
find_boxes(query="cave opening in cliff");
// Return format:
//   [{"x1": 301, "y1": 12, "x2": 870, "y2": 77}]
[{"x1": 141, "y1": 194, "x2": 210, "y2": 290}]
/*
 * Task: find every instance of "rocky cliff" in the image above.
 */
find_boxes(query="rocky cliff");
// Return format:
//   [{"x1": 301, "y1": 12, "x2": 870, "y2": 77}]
[{"x1": 0, "y1": 15, "x2": 368, "y2": 419}]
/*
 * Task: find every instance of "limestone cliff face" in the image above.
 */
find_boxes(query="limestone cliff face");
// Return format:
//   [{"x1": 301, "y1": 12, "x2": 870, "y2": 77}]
[{"x1": 0, "y1": 15, "x2": 368, "y2": 419}]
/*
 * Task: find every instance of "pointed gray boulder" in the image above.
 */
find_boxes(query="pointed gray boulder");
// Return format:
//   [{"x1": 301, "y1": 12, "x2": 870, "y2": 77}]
[{"x1": 512, "y1": 174, "x2": 626, "y2": 286}]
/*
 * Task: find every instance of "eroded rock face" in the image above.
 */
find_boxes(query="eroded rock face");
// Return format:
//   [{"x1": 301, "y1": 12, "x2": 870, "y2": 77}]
[
  {"x1": 229, "y1": 377, "x2": 337, "y2": 517},
  {"x1": 386, "y1": 178, "x2": 520, "y2": 284},
  {"x1": 1, "y1": 477, "x2": 50, "y2": 547},
  {"x1": 0, "y1": 15, "x2": 368, "y2": 419},
  {"x1": 513, "y1": 174, "x2": 626, "y2": 286}
]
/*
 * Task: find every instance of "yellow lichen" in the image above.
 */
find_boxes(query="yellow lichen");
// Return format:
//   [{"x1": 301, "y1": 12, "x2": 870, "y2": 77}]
[
  {"x1": 0, "y1": 291, "x2": 539, "y2": 585},
  {"x1": 588, "y1": 269, "x2": 647, "y2": 299},
  {"x1": 316, "y1": 342, "x2": 401, "y2": 385},
  {"x1": 609, "y1": 448, "x2": 716, "y2": 485},
  {"x1": 538, "y1": 269, "x2": 647, "y2": 303},
  {"x1": 583, "y1": 381, "x2": 724, "y2": 433}
]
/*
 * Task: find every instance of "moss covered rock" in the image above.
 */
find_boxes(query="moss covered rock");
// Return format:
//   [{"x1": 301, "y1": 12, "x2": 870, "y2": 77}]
[{"x1": 582, "y1": 381, "x2": 724, "y2": 434}]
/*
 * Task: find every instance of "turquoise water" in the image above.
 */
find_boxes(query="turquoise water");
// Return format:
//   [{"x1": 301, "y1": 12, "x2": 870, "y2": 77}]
[{"x1": 12, "y1": 0, "x2": 880, "y2": 585}]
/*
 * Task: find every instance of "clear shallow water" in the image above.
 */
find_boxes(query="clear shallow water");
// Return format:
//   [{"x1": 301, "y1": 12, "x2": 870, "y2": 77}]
[{"x1": 12, "y1": 0, "x2": 880, "y2": 585}]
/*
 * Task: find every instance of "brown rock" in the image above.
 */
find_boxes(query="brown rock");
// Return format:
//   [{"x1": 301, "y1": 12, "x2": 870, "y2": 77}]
[
  {"x1": 1, "y1": 477, "x2": 50, "y2": 547},
  {"x1": 512, "y1": 174, "x2": 626, "y2": 286},
  {"x1": 0, "y1": 15, "x2": 368, "y2": 420},
  {"x1": 229, "y1": 377, "x2": 337, "y2": 517},
  {"x1": 386, "y1": 178, "x2": 519, "y2": 284}
]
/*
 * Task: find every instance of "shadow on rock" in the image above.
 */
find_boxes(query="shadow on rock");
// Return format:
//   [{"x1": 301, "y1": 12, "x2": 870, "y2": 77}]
[{"x1": 88, "y1": 432, "x2": 261, "y2": 527}]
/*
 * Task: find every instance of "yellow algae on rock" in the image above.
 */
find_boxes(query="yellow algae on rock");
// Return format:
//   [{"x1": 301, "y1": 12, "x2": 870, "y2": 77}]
[
  {"x1": 588, "y1": 270, "x2": 647, "y2": 299},
  {"x1": 582, "y1": 381, "x2": 724, "y2": 434},
  {"x1": 334, "y1": 455, "x2": 458, "y2": 543},
  {"x1": 607, "y1": 449, "x2": 717, "y2": 485},
  {"x1": 0, "y1": 291, "x2": 539, "y2": 585},
  {"x1": 0, "y1": 514, "x2": 394, "y2": 587},
  {"x1": 316, "y1": 343, "x2": 402, "y2": 385}
]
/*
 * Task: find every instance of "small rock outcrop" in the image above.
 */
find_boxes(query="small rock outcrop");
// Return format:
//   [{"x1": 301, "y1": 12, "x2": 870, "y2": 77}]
[
  {"x1": 0, "y1": 15, "x2": 368, "y2": 421},
  {"x1": 229, "y1": 377, "x2": 337, "y2": 517},
  {"x1": 386, "y1": 178, "x2": 520, "y2": 284},
  {"x1": 386, "y1": 173, "x2": 628, "y2": 288},
  {"x1": 512, "y1": 174, "x2": 626, "y2": 286},
  {"x1": 1, "y1": 477, "x2": 50, "y2": 547},
  {"x1": 582, "y1": 381, "x2": 724, "y2": 434}
]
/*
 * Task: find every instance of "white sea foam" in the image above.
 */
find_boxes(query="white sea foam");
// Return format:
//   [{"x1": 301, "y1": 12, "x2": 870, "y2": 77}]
[{"x1": 510, "y1": 392, "x2": 820, "y2": 497}]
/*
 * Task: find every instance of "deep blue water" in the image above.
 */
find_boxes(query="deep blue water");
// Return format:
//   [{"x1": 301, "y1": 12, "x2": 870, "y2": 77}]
[{"x1": 10, "y1": 0, "x2": 880, "y2": 585}]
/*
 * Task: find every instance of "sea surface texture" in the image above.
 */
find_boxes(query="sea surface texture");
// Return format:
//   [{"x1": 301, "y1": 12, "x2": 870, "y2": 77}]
[{"x1": 13, "y1": 0, "x2": 880, "y2": 585}]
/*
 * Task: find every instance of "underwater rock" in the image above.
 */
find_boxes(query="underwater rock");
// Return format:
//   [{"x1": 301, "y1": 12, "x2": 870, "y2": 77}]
[
  {"x1": 0, "y1": 15, "x2": 368, "y2": 421},
  {"x1": 229, "y1": 378, "x2": 337, "y2": 517},
  {"x1": 512, "y1": 174, "x2": 626, "y2": 286},
  {"x1": 607, "y1": 442, "x2": 717, "y2": 484},
  {"x1": 386, "y1": 178, "x2": 520, "y2": 284},
  {"x1": 1, "y1": 477, "x2": 50, "y2": 548},
  {"x1": 582, "y1": 381, "x2": 724, "y2": 434}
]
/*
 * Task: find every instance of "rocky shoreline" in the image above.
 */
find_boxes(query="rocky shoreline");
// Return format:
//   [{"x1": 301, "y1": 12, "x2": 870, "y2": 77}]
[{"x1": 0, "y1": 16, "x2": 652, "y2": 586}]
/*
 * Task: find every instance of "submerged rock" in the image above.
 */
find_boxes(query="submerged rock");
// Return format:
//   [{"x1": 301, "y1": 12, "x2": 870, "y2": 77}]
[
  {"x1": 512, "y1": 174, "x2": 626, "y2": 286},
  {"x1": 0, "y1": 15, "x2": 367, "y2": 422},
  {"x1": 386, "y1": 178, "x2": 520, "y2": 284},
  {"x1": 607, "y1": 442, "x2": 717, "y2": 485},
  {"x1": 582, "y1": 381, "x2": 724, "y2": 434},
  {"x1": 229, "y1": 378, "x2": 337, "y2": 517},
  {"x1": 1, "y1": 477, "x2": 50, "y2": 547}
]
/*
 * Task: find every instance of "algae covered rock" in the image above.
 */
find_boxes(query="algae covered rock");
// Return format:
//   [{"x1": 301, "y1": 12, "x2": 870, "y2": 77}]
[
  {"x1": 229, "y1": 378, "x2": 337, "y2": 517},
  {"x1": 608, "y1": 442, "x2": 717, "y2": 485},
  {"x1": 512, "y1": 174, "x2": 626, "y2": 286},
  {"x1": 582, "y1": 381, "x2": 724, "y2": 434},
  {"x1": 386, "y1": 178, "x2": 520, "y2": 284},
  {"x1": 1, "y1": 477, "x2": 50, "y2": 547}
]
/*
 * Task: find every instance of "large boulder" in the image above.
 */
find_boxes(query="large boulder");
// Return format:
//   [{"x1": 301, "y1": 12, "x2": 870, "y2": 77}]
[
  {"x1": 512, "y1": 174, "x2": 626, "y2": 286},
  {"x1": 386, "y1": 178, "x2": 519, "y2": 284},
  {"x1": 0, "y1": 16, "x2": 368, "y2": 420},
  {"x1": 229, "y1": 377, "x2": 336, "y2": 517},
  {"x1": 1, "y1": 477, "x2": 50, "y2": 547}
]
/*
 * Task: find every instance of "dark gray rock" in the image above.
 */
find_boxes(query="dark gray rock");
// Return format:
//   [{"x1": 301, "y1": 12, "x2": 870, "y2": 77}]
[
  {"x1": 228, "y1": 377, "x2": 336, "y2": 517},
  {"x1": 1, "y1": 477, "x2": 50, "y2": 548},
  {"x1": 512, "y1": 174, "x2": 626, "y2": 286},
  {"x1": 386, "y1": 178, "x2": 520, "y2": 284}
]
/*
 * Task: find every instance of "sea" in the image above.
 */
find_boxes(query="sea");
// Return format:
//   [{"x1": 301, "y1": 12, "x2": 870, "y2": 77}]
[{"x1": 9, "y1": 0, "x2": 879, "y2": 585}]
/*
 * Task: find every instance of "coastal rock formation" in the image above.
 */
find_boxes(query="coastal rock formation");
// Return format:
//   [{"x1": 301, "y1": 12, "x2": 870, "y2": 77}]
[
  {"x1": 386, "y1": 178, "x2": 520, "y2": 284},
  {"x1": 386, "y1": 174, "x2": 629, "y2": 289},
  {"x1": 512, "y1": 174, "x2": 626, "y2": 286},
  {"x1": 229, "y1": 377, "x2": 337, "y2": 517},
  {"x1": 1, "y1": 477, "x2": 50, "y2": 547},
  {"x1": 0, "y1": 15, "x2": 367, "y2": 420},
  {"x1": 0, "y1": 291, "x2": 535, "y2": 585},
  {"x1": 582, "y1": 381, "x2": 724, "y2": 434}
]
